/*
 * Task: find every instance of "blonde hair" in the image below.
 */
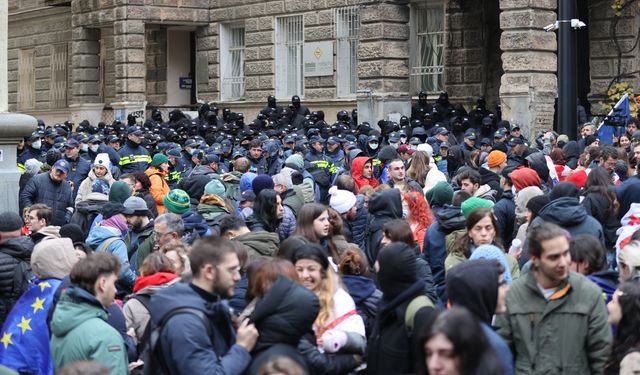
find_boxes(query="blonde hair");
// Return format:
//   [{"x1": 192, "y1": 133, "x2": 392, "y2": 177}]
[
  {"x1": 160, "y1": 240, "x2": 191, "y2": 276},
  {"x1": 315, "y1": 267, "x2": 343, "y2": 329}
]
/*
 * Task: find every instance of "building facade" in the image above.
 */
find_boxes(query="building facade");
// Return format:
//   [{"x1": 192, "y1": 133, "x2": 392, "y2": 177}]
[{"x1": 7, "y1": 0, "x2": 640, "y2": 137}]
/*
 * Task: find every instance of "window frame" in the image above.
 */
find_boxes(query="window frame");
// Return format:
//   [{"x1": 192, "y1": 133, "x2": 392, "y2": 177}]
[
  {"x1": 275, "y1": 14, "x2": 305, "y2": 99},
  {"x1": 410, "y1": 0, "x2": 445, "y2": 94},
  {"x1": 334, "y1": 6, "x2": 360, "y2": 98},
  {"x1": 220, "y1": 23, "x2": 246, "y2": 101}
]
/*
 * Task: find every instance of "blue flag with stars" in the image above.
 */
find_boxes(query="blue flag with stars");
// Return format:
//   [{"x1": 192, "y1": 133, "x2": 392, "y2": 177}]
[
  {"x1": 0, "y1": 278, "x2": 62, "y2": 375},
  {"x1": 598, "y1": 93, "x2": 631, "y2": 144}
]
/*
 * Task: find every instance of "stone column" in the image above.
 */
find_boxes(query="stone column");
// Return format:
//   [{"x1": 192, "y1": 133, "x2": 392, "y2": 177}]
[
  {"x1": 111, "y1": 20, "x2": 146, "y2": 119},
  {"x1": 0, "y1": 0, "x2": 7, "y2": 112},
  {"x1": 357, "y1": 3, "x2": 411, "y2": 127},
  {"x1": 500, "y1": 0, "x2": 557, "y2": 139},
  {"x1": 70, "y1": 26, "x2": 104, "y2": 125}
]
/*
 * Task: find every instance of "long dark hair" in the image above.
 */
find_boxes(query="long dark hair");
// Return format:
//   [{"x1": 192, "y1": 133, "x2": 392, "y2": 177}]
[
  {"x1": 253, "y1": 189, "x2": 281, "y2": 232},
  {"x1": 584, "y1": 166, "x2": 619, "y2": 216},
  {"x1": 452, "y1": 208, "x2": 502, "y2": 258},
  {"x1": 605, "y1": 282, "x2": 640, "y2": 374},
  {"x1": 418, "y1": 307, "x2": 503, "y2": 375},
  {"x1": 293, "y1": 203, "x2": 327, "y2": 243}
]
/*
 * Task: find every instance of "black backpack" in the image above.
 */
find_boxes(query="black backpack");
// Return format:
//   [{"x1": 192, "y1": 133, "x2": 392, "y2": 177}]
[
  {"x1": 1, "y1": 258, "x2": 34, "y2": 321},
  {"x1": 142, "y1": 307, "x2": 213, "y2": 375}
]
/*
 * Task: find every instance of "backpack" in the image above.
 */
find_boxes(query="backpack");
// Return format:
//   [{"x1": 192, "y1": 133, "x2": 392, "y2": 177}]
[
  {"x1": 5, "y1": 259, "x2": 34, "y2": 316},
  {"x1": 404, "y1": 295, "x2": 434, "y2": 337},
  {"x1": 142, "y1": 307, "x2": 213, "y2": 375}
]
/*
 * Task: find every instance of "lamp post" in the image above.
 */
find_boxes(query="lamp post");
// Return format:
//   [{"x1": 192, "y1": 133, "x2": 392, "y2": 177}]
[{"x1": 557, "y1": 0, "x2": 578, "y2": 140}]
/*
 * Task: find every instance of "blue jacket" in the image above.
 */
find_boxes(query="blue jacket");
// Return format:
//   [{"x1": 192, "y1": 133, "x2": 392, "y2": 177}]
[
  {"x1": 86, "y1": 226, "x2": 136, "y2": 288},
  {"x1": 118, "y1": 141, "x2": 151, "y2": 173},
  {"x1": 149, "y1": 282, "x2": 251, "y2": 375},
  {"x1": 19, "y1": 172, "x2": 73, "y2": 226}
]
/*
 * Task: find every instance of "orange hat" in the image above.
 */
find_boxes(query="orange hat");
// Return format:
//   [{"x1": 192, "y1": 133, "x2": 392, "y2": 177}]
[{"x1": 487, "y1": 150, "x2": 507, "y2": 168}]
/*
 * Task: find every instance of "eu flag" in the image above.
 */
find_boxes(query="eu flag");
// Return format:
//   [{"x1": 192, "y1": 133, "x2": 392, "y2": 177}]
[
  {"x1": 0, "y1": 278, "x2": 62, "y2": 375},
  {"x1": 598, "y1": 93, "x2": 631, "y2": 144}
]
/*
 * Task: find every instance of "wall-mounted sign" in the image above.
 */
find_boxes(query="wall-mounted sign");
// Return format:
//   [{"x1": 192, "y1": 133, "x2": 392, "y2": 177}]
[
  {"x1": 304, "y1": 41, "x2": 334, "y2": 77},
  {"x1": 180, "y1": 77, "x2": 193, "y2": 89}
]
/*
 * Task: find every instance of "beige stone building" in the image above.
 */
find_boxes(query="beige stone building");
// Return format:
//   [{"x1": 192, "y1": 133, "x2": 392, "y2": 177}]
[{"x1": 6, "y1": 0, "x2": 640, "y2": 137}]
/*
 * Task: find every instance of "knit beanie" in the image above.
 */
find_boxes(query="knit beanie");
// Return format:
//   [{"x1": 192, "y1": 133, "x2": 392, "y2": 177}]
[
  {"x1": 550, "y1": 181, "x2": 579, "y2": 201},
  {"x1": 526, "y1": 195, "x2": 550, "y2": 217},
  {"x1": 32, "y1": 238, "x2": 78, "y2": 280},
  {"x1": 204, "y1": 178, "x2": 226, "y2": 198},
  {"x1": 101, "y1": 202, "x2": 126, "y2": 219},
  {"x1": 487, "y1": 150, "x2": 507, "y2": 168},
  {"x1": 163, "y1": 189, "x2": 191, "y2": 214},
  {"x1": 91, "y1": 179, "x2": 110, "y2": 195},
  {"x1": 285, "y1": 154, "x2": 304, "y2": 170},
  {"x1": 424, "y1": 181, "x2": 454, "y2": 207},
  {"x1": 108, "y1": 181, "x2": 132, "y2": 203},
  {"x1": 470, "y1": 245, "x2": 513, "y2": 284},
  {"x1": 0, "y1": 212, "x2": 24, "y2": 232},
  {"x1": 252, "y1": 174, "x2": 275, "y2": 196},
  {"x1": 150, "y1": 153, "x2": 169, "y2": 167},
  {"x1": 510, "y1": 167, "x2": 541, "y2": 192},
  {"x1": 240, "y1": 172, "x2": 257, "y2": 193},
  {"x1": 377, "y1": 242, "x2": 417, "y2": 300},
  {"x1": 328, "y1": 186, "x2": 357, "y2": 214},
  {"x1": 59, "y1": 223, "x2": 85, "y2": 244},
  {"x1": 93, "y1": 153, "x2": 112, "y2": 171},
  {"x1": 461, "y1": 197, "x2": 495, "y2": 219}
]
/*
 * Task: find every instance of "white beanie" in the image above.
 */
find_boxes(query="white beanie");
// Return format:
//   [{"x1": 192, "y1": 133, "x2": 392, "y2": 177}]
[
  {"x1": 328, "y1": 186, "x2": 357, "y2": 214},
  {"x1": 416, "y1": 143, "x2": 433, "y2": 158},
  {"x1": 93, "y1": 153, "x2": 112, "y2": 170}
]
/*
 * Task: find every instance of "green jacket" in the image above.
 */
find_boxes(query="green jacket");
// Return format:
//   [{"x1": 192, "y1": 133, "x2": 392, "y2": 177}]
[
  {"x1": 135, "y1": 229, "x2": 155, "y2": 274},
  {"x1": 234, "y1": 231, "x2": 280, "y2": 261},
  {"x1": 495, "y1": 271, "x2": 611, "y2": 375},
  {"x1": 50, "y1": 287, "x2": 129, "y2": 375}
]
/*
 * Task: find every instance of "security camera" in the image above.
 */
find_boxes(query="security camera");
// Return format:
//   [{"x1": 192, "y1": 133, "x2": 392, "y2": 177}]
[
  {"x1": 543, "y1": 22, "x2": 558, "y2": 32},
  {"x1": 571, "y1": 19, "x2": 586, "y2": 29}
]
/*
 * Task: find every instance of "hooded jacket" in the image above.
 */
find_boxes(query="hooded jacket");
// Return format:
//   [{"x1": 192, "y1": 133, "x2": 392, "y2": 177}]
[
  {"x1": 31, "y1": 237, "x2": 77, "y2": 280},
  {"x1": 234, "y1": 231, "x2": 280, "y2": 261},
  {"x1": 69, "y1": 193, "x2": 108, "y2": 238},
  {"x1": 581, "y1": 191, "x2": 620, "y2": 249},
  {"x1": 75, "y1": 167, "x2": 115, "y2": 205},
  {"x1": 532, "y1": 197, "x2": 605, "y2": 244},
  {"x1": 0, "y1": 236, "x2": 34, "y2": 323},
  {"x1": 50, "y1": 287, "x2": 128, "y2": 375},
  {"x1": 494, "y1": 189, "x2": 516, "y2": 248},
  {"x1": 365, "y1": 188, "x2": 402, "y2": 265},
  {"x1": 149, "y1": 282, "x2": 251, "y2": 375},
  {"x1": 197, "y1": 194, "x2": 230, "y2": 234},
  {"x1": 446, "y1": 260, "x2": 514, "y2": 375},
  {"x1": 342, "y1": 275, "x2": 382, "y2": 336},
  {"x1": 423, "y1": 204, "x2": 466, "y2": 288},
  {"x1": 19, "y1": 172, "x2": 73, "y2": 226},
  {"x1": 86, "y1": 225, "x2": 136, "y2": 288},
  {"x1": 247, "y1": 277, "x2": 319, "y2": 375},
  {"x1": 351, "y1": 156, "x2": 379, "y2": 193},
  {"x1": 145, "y1": 166, "x2": 170, "y2": 214}
]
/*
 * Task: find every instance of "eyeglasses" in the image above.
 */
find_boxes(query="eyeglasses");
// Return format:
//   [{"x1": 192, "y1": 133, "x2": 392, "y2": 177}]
[{"x1": 153, "y1": 231, "x2": 173, "y2": 238}]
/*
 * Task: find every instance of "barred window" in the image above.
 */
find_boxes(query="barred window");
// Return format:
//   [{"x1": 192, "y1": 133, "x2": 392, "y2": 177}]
[
  {"x1": 18, "y1": 48, "x2": 35, "y2": 110},
  {"x1": 220, "y1": 24, "x2": 245, "y2": 100},
  {"x1": 411, "y1": 1, "x2": 445, "y2": 93},
  {"x1": 50, "y1": 43, "x2": 68, "y2": 108},
  {"x1": 276, "y1": 15, "x2": 304, "y2": 98},
  {"x1": 335, "y1": 6, "x2": 359, "y2": 97}
]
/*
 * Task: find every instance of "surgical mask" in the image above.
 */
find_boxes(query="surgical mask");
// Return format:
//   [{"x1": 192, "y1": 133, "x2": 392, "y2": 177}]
[
  {"x1": 410, "y1": 144, "x2": 418, "y2": 151},
  {"x1": 390, "y1": 142, "x2": 399, "y2": 149},
  {"x1": 369, "y1": 142, "x2": 379, "y2": 150},
  {"x1": 512, "y1": 185, "x2": 517, "y2": 195},
  {"x1": 81, "y1": 144, "x2": 89, "y2": 152},
  {"x1": 32, "y1": 140, "x2": 41, "y2": 150},
  {"x1": 90, "y1": 144, "x2": 100, "y2": 153},
  {"x1": 402, "y1": 207, "x2": 409, "y2": 219},
  {"x1": 400, "y1": 137, "x2": 407, "y2": 144}
]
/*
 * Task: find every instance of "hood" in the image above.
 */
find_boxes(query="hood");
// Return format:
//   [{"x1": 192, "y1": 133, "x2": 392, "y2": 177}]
[
  {"x1": 0, "y1": 236, "x2": 34, "y2": 261},
  {"x1": 31, "y1": 237, "x2": 77, "y2": 280},
  {"x1": 85, "y1": 225, "x2": 121, "y2": 249},
  {"x1": 182, "y1": 211, "x2": 211, "y2": 237},
  {"x1": 199, "y1": 193, "x2": 227, "y2": 208},
  {"x1": 236, "y1": 231, "x2": 280, "y2": 257},
  {"x1": 525, "y1": 151, "x2": 550, "y2": 183},
  {"x1": 188, "y1": 164, "x2": 216, "y2": 177},
  {"x1": 183, "y1": 175, "x2": 211, "y2": 203},
  {"x1": 435, "y1": 204, "x2": 466, "y2": 232},
  {"x1": 150, "y1": 282, "x2": 220, "y2": 325},
  {"x1": 342, "y1": 275, "x2": 376, "y2": 304},
  {"x1": 351, "y1": 156, "x2": 377, "y2": 192},
  {"x1": 133, "y1": 272, "x2": 179, "y2": 293},
  {"x1": 446, "y1": 259, "x2": 500, "y2": 323},
  {"x1": 377, "y1": 146, "x2": 399, "y2": 165},
  {"x1": 75, "y1": 198, "x2": 107, "y2": 215},
  {"x1": 538, "y1": 197, "x2": 587, "y2": 226},
  {"x1": 87, "y1": 167, "x2": 114, "y2": 184},
  {"x1": 51, "y1": 286, "x2": 108, "y2": 337},
  {"x1": 563, "y1": 140, "x2": 580, "y2": 159},
  {"x1": 34, "y1": 225, "x2": 61, "y2": 240},
  {"x1": 368, "y1": 188, "x2": 402, "y2": 219}
]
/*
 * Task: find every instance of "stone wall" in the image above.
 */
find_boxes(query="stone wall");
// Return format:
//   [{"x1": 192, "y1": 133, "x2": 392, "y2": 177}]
[{"x1": 101, "y1": 27, "x2": 116, "y2": 106}]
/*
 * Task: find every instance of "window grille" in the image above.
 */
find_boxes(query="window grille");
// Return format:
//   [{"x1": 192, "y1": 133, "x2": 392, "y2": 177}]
[
  {"x1": 411, "y1": 1, "x2": 445, "y2": 93},
  {"x1": 276, "y1": 15, "x2": 304, "y2": 98},
  {"x1": 221, "y1": 24, "x2": 245, "y2": 100},
  {"x1": 50, "y1": 43, "x2": 68, "y2": 108},
  {"x1": 335, "y1": 6, "x2": 359, "y2": 97},
  {"x1": 18, "y1": 49, "x2": 35, "y2": 110}
]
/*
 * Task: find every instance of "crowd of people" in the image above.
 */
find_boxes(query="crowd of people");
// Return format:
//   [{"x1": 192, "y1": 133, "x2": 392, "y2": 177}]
[{"x1": 0, "y1": 92, "x2": 640, "y2": 374}]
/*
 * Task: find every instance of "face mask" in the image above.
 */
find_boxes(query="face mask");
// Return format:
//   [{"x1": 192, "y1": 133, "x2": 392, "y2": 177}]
[
  {"x1": 32, "y1": 140, "x2": 41, "y2": 150},
  {"x1": 369, "y1": 143, "x2": 379, "y2": 150},
  {"x1": 80, "y1": 144, "x2": 89, "y2": 152},
  {"x1": 390, "y1": 142, "x2": 398, "y2": 149},
  {"x1": 402, "y1": 207, "x2": 409, "y2": 219},
  {"x1": 410, "y1": 145, "x2": 418, "y2": 151},
  {"x1": 90, "y1": 144, "x2": 100, "y2": 153},
  {"x1": 511, "y1": 185, "x2": 517, "y2": 195},
  {"x1": 400, "y1": 137, "x2": 407, "y2": 144}
]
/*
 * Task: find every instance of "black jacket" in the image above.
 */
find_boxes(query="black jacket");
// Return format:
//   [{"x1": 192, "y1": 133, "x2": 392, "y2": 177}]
[
  {"x1": 493, "y1": 190, "x2": 516, "y2": 248},
  {"x1": 479, "y1": 167, "x2": 503, "y2": 201},
  {"x1": 365, "y1": 188, "x2": 402, "y2": 265},
  {"x1": 118, "y1": 140, "x2": 151, "y2": 174},
  {"x1": 0, "y1": 236, "x2": 34, "y2": 324},
  {"x1": 20, "y1": 172, "x2": 73, "y2": 226},
  {"x1": 64, "y1": 156, "x2": 92, "y2": 200},
  {"x1": 582, "y1": 191, "x2": 620, "y2": 249}
]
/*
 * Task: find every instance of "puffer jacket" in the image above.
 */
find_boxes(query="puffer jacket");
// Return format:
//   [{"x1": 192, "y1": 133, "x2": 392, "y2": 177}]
[
  {"x1": 75, "y1": 168, "x2": 114, "y2": 205},
  {"x1": 64, "y1": 156, "x2": 92, "y2": 200},
  {"x1": 342, "y1": 275, "x2": 382, "y2": 336},
  {"x1": 234, "y1": 231, "x2": 280, "y2": 261},
  {"x1": 365, "y1": 188, "x2": 402, "y2": 265},
  {"x1": 344, "y1": 195, "x2": 368, "y2": 252},
  {"x1": 50, "y1": 287, "x2": 128, "y2": 375},
  {"x1": 495, "y1": 271, "x2": 612, "y2": 375},
  {"x1": 145, "y1": 166, "x2": 170, "y2": 215},
  {"x1": 278, "y1": 205, "x2": 297, "y2": 242},
  {"x1": 19, "y1": 172, "x2": 73, "y2": 226},
  {"x1": 494, "y1": 190, "x2": 516, "y2": 248},
  {"x1": 0, "y1": 236, "x2": 34, "y2": 324}
]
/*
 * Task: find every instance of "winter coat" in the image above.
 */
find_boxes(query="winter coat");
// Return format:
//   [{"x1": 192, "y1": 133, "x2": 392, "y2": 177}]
[
  {"x1": 50, "y1": 287, "x2": 128, "y2": 375},
  {"x1": 532, "y1": 197, "x2": 605, "y2": 244},
  {"x1": 281, "y1": 188, "x2": 305, "y2": 216},
  {"x1": 297, "y1": 334, "x2": 359, "y2": 375},
  {"x1": 423, "y1": 204, "x2": 466, "y2": 288},
  {"x1": 278, "y1": 205, "x2": 297, "y2": 242},
  {"x1": 616, "y1": 175, "x2": 640, "y2": 220},
  {"x1": 131, "y1": 224, "x2": 155, "y2": 272},
  {"x1": 118, "y1": 140, "x2": 151, "y2": 173},
  {"x1": 75, "y1": 168, "x2": 114, "y2": 205},
  {"x1": 123, "y1": 272, "x2": 179, "y2": 344},
  {"x1": 234, "y1": 231, "x2": 280, "y2": 261},
  {"x1": 0, "y1": 236, "x2": 34, "y2": 324},
  {"x1": 581, "y1": 191, "x2": 620, "y2": 249},
  {"x1": 342, "y1": 275, "x2": 382, "y2": 336},
  {"x1": 86, "y1": 226, "x2": 136, "y2": 289},
  {"x1": 351, "y1": 157, "x2": 379, "y2": 193},
  {"x1": 415, "y1": 257, "x2": 438, "y2": 303},
  {"x1": 68, "y1": 193, "x2": 108, "y2": 238},
  {"x1": 247, "y1": 277, "x2": 319, "y2": 375},
  {"x1": 149, "y1": 282, "x2": 252, "y2": 375},
  {"x1": 365, "y1": 188, "x2": 403, "y2": 265},
  {"x1": 495, "y1": 271, "x2": 612, "y2": 375},
  {"x1": 63, "y1": 156, "x2": 92, "y2": 200},
  {"x1": 197, "y1": 194, "x2": 231, "y2": 235},
  {"x1": 494, "y1": 190, "x2": 516, "y2": 248},
  {"x1": 19, "y1": 172, "x2": 73, "y2": 226},
  {"x1": 247, "y1": 155, "x2": 268, "y2": 175},
  {"x1": 136, "y1": 188, "x2": 158, "y2": 218},
  {"x1": 343, "y1": 195, "x2": 368, "y2": 253},
  {"x1": 479, "y1": 167, "x2": 503, "y2": 201},
  {"x1": 366, "y1": 280, "x2": 434, "y2": 375},
  {"x1": 145, "y1": 166, "x2": 170, "y2": 215}
]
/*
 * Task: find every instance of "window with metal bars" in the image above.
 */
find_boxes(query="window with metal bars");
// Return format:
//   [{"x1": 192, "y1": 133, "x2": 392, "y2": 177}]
[
  {"x1": 18, "y1": 48, "x2": 35, "y2": 110},
  {"x1": 50, "y1": 43, "x2": 68, "y2": 108},
  {"x1": 276, "y1": 15, "x2": 304, "y2": 98},
  {"x1": 411, "y1": 1, "x2": 445, "y2": 93},
  {"x1": 220, "y1": 24, "x2": 245, "y2": 100},
  {"x1": 335, "y1": 6, "x2": 359, "y2": 97}
]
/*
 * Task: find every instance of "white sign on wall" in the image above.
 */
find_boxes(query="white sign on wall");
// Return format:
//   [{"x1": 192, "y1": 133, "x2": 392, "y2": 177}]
[{"x1": 304, "y1": 41, "x2": 334, "y2": 77}]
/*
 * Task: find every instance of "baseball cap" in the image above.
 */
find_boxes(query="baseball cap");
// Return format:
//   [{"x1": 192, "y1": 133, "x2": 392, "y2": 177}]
[
  {"x1": 632, "y1": 130, "x2": 640, "y2": 141},
  {"x1": 511, "y1": 124, "x2": 521, "y2": 131},
  {"x1": 284, "y1": 134, "x2": 296, "y2": 143},
  {"x1": 240, "y1": 190, "x2": 256, "y2": 202},
  {"x1": 440, "y1": 141, "x2": 450, "y2": 149},
  {"x1": 53, "y1": 159, "x2": 71, "y2": 173},
  {"x1": 44, "y1": 128, "x2": 57, "y2": 137},
  {"x1": 123, "y1": 196, "x2": 149, "y2": 216},
  {"x1": 508, "y1": 137, "x2": 525, "y2": 146},
  {"x1": 435, "y1": 127, "x2": 449, "y2": 135},
  {"x1": 64, "y1": 138, "x2": 79, "y2": 149},
  {"x1": 480, "y1": 138, "x2": 491, "y2": 146},
  {"x1": 464, "y1": 129, "x2": 477, "y2": 140},
  {"x1": 398, "y1": 144, "x2": 415, "y2": 155},
  {"x1": 409, "y1": 137, "x2": 421, "y2": 145},
  {"x1": 107, "y1": 135, "x2": 120, "y2": 144},
  {"x1": 327, "y1": 136, "x2": 340, "y2": 145},
  {"x1": 167, "y1": 148, "x2": 181, "y2": 157},
  {"x1": 204, "y1": 154, "x2": 220, "y2": 164},
  {"x1": 127, "y1": 126, "x2": 143, "y2": 136}
]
